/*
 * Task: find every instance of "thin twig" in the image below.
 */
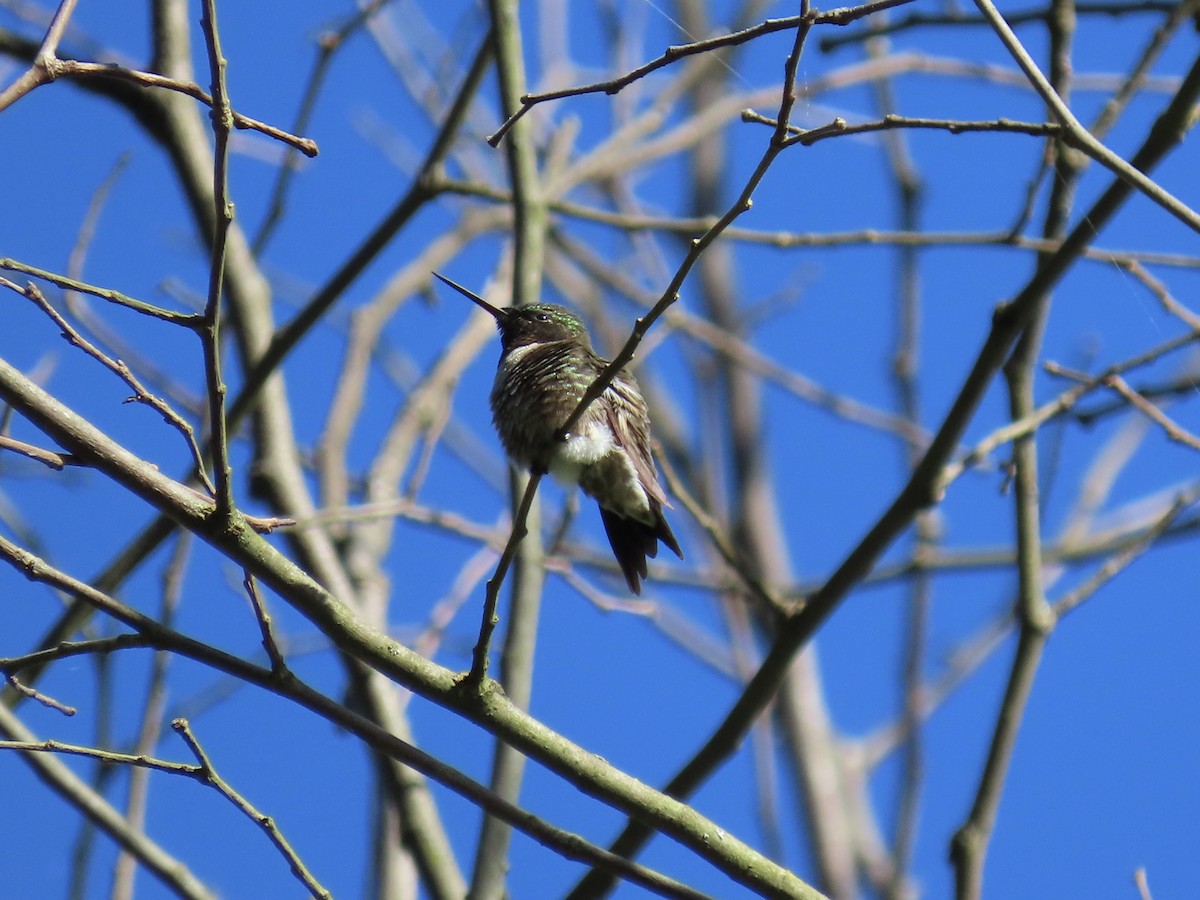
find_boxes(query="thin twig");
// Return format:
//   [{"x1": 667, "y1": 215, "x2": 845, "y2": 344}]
[
  {"x1": 657, "y1": 446, "x2": 787, "y2": 615},
  {"x1": 1087, "y1": 0, "x2": 1200, "y2": 140},
  {"x1": 4, "y1": 674, "x2": 76, "y2": 715},
  {"x1": 1134, "y1": 867, "x2": 1154, "y2": 900},
  {"x1": 820, "y1": 0, "x2": 1181, "y2": 50},
  {"x1": 0, "y1": 258, "x2": 203, "y2": 325},
  {"x1": 467, "y1": 472, "x2": 543, "y2": 686},
  {"x1": 2, "y1": 278, "x2": 215, "y2": 493},
  {"x1": 172, "y1": 719, "x2": 332, "y2": 899},
  {"x1": 433, "y1": 181, "x2": 1200, "y2": 268},
  {"x1": 1118, "y1": 260, "x2": 1200, "y2": 331},
  {"x1": 1, "y1": 635, "x2": 158, "y2": 676},
  {"x1": 243, "y1": 573, "x2": 289, "y2": 674},
  {"x1": 0, "y1": 0, "x2": 79, "y2": 110},
  {"x1": 0, "y1": 433, "x2": 78, "y2": 469},
  {"x1": 742, "y1": 110, "x2": 1066, "y2": 146},
  {"x1": 972, "y1": 0, "x2": 1200, "y2": 234},
  {"x1": 1052, "y1": 484, "x2": 1200, "y2": 619},
  {"x1": 0, "y1": 52, "x2": 317, "y2": 153},
  {"x1": 1101, "y1": 375, "x2": 1200, "y2": 452},
  {"x1": 198, "y1": 0, "x2": 235, "y2": 516},
  {"x1": 487, "y1": 0, "x2": 918, "y2": 146},
  {"x1": 942, "y1": 324, "x2": 1200, "y2": 489}
]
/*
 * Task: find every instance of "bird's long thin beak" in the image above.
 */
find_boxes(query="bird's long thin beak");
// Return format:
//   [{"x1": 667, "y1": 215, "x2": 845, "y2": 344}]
[{"x1": 432, "y1": 272, "x2": 508, "y2": 321}]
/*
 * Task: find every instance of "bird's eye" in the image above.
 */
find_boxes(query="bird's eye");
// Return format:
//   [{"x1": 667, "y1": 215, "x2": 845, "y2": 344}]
[{"x1": 535, "y1": 312, "x2": 552, "y2": 322}]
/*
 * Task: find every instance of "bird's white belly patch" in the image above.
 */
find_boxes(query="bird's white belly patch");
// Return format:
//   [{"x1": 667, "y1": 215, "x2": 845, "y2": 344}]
[{"x1": 548, "y1": 421, "x2": 613, "y2": 484}]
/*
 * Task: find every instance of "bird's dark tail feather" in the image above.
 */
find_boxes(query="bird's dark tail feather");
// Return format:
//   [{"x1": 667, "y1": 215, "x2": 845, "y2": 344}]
[{"x1": 599, "y1": 506, "x2": 683, "y2": 595}]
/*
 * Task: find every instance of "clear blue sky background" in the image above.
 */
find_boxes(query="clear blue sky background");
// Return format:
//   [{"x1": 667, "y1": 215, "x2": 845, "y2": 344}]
[{"x1": 1, "y1": 1, "x2": 1198, "y2": 898}]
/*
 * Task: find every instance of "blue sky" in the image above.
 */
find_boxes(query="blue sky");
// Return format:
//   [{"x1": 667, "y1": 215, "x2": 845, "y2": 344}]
[{"x1": 2, "y1": 1, "x2": 1198, "y2": 898}]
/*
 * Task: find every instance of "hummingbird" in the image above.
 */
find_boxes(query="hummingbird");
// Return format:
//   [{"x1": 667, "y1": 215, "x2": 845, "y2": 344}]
[{"x1": 434, "y1": 273, "x2": 682, "y2": 594}]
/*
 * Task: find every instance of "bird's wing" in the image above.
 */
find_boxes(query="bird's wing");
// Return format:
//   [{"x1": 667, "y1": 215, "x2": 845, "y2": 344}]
[{"x1": 605, "y1": 371, "x2": 671, "y2": 508}]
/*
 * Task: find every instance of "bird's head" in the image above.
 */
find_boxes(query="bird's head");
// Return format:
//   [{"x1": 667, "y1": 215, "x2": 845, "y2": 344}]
[{"x1": 434, "y1": 273, "x2": 592, "y2": 351}]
